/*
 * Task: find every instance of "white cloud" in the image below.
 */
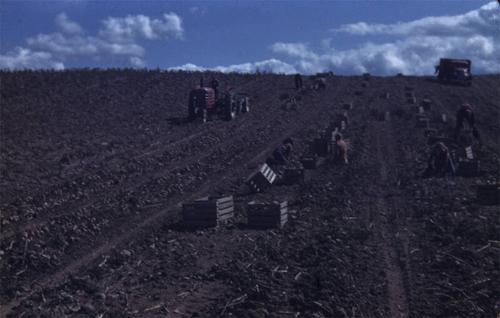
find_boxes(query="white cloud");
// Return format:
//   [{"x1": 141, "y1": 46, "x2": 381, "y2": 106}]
[
  {"x1": 0, "y1": 47, "x2": 65, "y2": 70},
  {"x1": 99, "y1": 13, "x2": 184, "y2": 42},
  {"x1": 55, "y1": 12, "x2": 84, "y2": 35},
  {"x1": 273, "y1": 35, "x2": 500, "y2": 75},
  {"x1": 169, "y1": 58, "x2": 297, "y2": 74},
  {"x1": 1, "y1": 12, "x2": 185, "y2": 70},
  {"x1": 270, "y1": 42, "x2": 318, "y2": 60},
  {"x1": 272, "y1": 1, "x2": 500, "y2": 75},
  {"x1": 27, "y1": 32, "x2": 145, "y2": 57},
  {"x1": 189, "y1": 7, "x2": 207, "y2": 16},
  {"x1": 332, "y1": 1, "x2": 499, "y2": 37},
  {"x1": 130, "y1": 56, "x2": 146, "y2": 68}
]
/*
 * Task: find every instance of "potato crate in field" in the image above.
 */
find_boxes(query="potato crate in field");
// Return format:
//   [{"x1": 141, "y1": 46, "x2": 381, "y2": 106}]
[
  {"x1": 247, "y1": 200, "x2": 288, "y2": 229},
  {"x1": 282, "y1": 167, "x2": 305, "y2": 185},
  {"x1": 416, "y1": 116, "x2": 430, "y2": 128},
  {"x1": 182, "y1": 195, "x2": 234, "y2": 228},
  {"x1": 422, "y1": 99, "x2": 432, "y2": 110},
  {"x1": 342, "y1": 102, "x2": 353, "y2": 110},
  {"x1": 407, "y1": 96, "x2": 417, "y2": 104},
  {"x1": 476, "y1": 183, "x2": 500, "y2": 205},
  {"x1": 246, "y1": 163, "x2": 277, "y2": 193},
  {"x1": 312, "y1": 137, "x2": 331, "y2": 156},
  {"x1": 301, "y1": 155, "x2": 319, "y2": 169},
  {"x1": 456, "y1": 159, "x2": 480, "y2": 177}
]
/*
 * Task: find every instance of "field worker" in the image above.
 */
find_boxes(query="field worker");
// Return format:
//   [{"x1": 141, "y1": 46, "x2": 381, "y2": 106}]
[
  {"x1": 333, "y1": 133, "x2": 348, "y2": 164},
  {"x1": 424, "y1": 142, "x2": 455, "y2": 177},
  {"x1": 267, "y1": 138, "x2": 294, "y2": 166},
  {"x1": 294, "y1": 73, "x2": 303, "y2": 90},
  {"x1": 315, "y1": 77, "x2": 326, "y2": 90},
  {"x1": 454, "y1": 103, "x2": 481, "y2": 143},
  {"x1": 210, "y1": 77, "x2": 220, "y2": 99}
]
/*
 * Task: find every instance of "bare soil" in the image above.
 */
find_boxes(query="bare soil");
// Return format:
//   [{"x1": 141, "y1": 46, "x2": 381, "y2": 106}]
[{"x1": 1, "y1": 71, "x2": 498, "y2": 317}]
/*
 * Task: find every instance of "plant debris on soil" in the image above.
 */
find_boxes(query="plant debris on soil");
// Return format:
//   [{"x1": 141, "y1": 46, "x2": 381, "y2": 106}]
[{"x1": 1, "y1": 70, "x2": 499, "y2": 318}]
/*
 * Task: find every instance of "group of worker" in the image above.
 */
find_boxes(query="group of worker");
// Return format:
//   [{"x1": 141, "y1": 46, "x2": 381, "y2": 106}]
[
  {"x1": 266, "y1": 132, "x2": 348, "y2": 170},
  {"x1": 424, "y1": 103, "x2": 481, "y2": 177},
  {"x1": 294, "y1": 73, "x2": 326, "y2": 91},
  {"x1": 203, "y1": 75, "x2": 480, "y2": 179},
  {"x1": 268, "y1": 103, "x2": 480, "y2": 178}
]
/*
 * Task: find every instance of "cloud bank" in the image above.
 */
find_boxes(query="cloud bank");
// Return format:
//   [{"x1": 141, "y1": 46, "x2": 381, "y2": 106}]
[
  {"x1": 169, "y1": 58, "x2": 297, "y2": 74},
  {"x1": 0, "y1": 12, "x2": 184, "y2": 70},
  {"x1": 172, "y1": 1, "x2": 499, "y2": 75},
  {"x1": 271, "y1": 1, "x2": 499, "y2": 75}
]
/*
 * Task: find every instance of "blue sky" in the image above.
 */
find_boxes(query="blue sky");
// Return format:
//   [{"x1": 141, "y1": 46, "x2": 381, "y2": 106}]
[{"x1": 1, "y1": 1, "x2": 498, "y2": 75}]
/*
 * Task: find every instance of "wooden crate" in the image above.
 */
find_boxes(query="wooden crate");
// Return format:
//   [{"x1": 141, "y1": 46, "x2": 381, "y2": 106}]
[
  {"x1": 476, "y1": 184, "x2": 500, "y2": 205},
  {"x1": 424, "y1": 128, "x2": 437, "y2": 137},
  {"x1": 422, "y1": 99, "x2": 432, "y2": 110},
  {"x1": 342, "y1": 102, "x2": 353, "y2": 110},
  {"x1": 183, "y1": 195, "x2": 234, "y2": 228},
  {"x1": 246, "y1": 163, "x2": 277, "y2": 193},
  {"x1": 456, "y1": 159, "x2": 480, "y2": 177},
  {"x1": 416, "y1": 117, "x2": 430, "y2": 128},
  {"x1": 340, "y1": 120, "x2": 347, "y2": 130},
  {"x1": 247, "y1": 200, "x2": 288, "y2": 229},
  {"x1": 282, "y1": 168, "x2": 305, "y2": 185},
  {"x1": 301, "y1": 156, "x2": 318, "y2": 169},
  {"x1": 312, "y1": 137, "x2": 331, "y2": 156}
]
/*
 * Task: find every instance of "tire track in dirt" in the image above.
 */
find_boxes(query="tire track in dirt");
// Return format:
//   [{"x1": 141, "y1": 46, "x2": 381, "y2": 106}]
[{"x1": 372, "y1": 122, "x2": 410, "y2": 318}]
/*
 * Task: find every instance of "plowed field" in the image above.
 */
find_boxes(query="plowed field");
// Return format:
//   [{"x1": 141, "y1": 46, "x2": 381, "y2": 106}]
[{"x1": 1, "y1": 71, "x2": 499, "y2": 317}]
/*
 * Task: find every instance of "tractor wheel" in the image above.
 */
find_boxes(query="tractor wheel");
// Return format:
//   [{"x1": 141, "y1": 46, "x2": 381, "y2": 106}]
[
  {"x1": 223, "y1": 98, "x2": 236, "y2": 121},
  {"x1": 202, "y1": 109, "x2": 208, "y2": 123},
  {"x1": 228, "y1": 102, "x2": 237, "y2": 120},
  {"x1": 188, "y1": 104, "x2": 196, "y2": 121}
]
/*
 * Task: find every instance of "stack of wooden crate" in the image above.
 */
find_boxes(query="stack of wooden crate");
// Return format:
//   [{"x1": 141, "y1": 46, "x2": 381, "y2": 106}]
[{"x1": 182, "y1": 195, "x2": 234, "y2": 228}]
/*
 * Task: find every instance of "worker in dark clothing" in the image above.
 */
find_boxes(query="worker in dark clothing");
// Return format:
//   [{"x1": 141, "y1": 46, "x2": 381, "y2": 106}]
[
  {"x1": 294, "y1": 73, "x2": 303, "y2": 90},
  {"x1": 314, "y1": 77, "x2": 326, "y2": 90},
  {"x1": 267, "y1": 138, "x2": 294, "y2": 166},
  {"x1": 210, "y1": 77, "x2": 220, "y2": 99},
  {"x1": 423, "y1": 142, "x2": 455, "y2": 177},
  {"x1": 454, "y1": 103, "x2": 481, "y2": 143},
  {"x1": 434, "y1": 65, "x2": 440, "y2": 74}
]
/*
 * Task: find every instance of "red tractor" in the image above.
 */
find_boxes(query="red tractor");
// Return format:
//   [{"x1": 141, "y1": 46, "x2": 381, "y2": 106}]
[{"x1": 187, "y1": 86, "x2": 250, "y2": 123}]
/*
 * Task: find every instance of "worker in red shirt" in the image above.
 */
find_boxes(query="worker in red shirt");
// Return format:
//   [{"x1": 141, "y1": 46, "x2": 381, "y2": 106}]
[{"x1": 333, "y1": 133, "x2": 348, "y2": 164}]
